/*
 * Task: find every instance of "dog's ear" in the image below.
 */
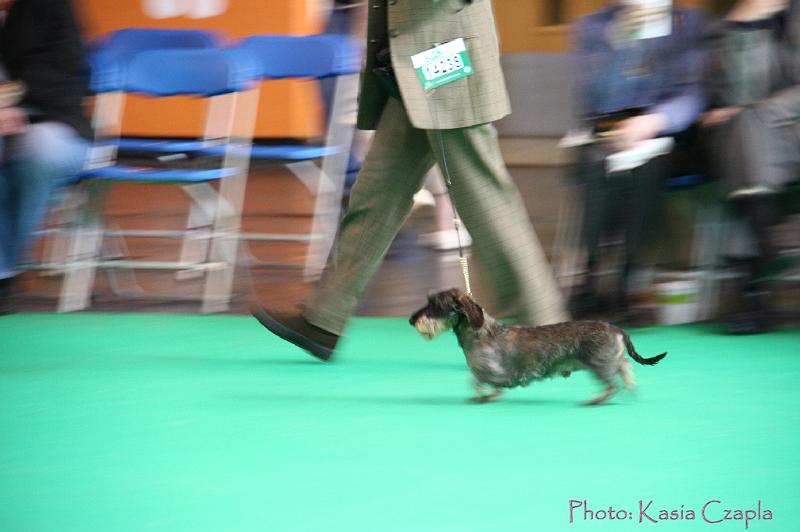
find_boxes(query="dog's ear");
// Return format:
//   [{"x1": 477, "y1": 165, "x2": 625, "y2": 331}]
[{"x1": 456, "y1": 293, "x2": 484, "y2": 329}]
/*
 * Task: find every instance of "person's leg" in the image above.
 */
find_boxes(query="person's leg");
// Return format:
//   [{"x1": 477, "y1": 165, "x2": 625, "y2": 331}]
[
  {"x1": 721, "y1": 108, "x2": 796, "y2": 193},
  {"x1": 1, "y1": 123, "x2": 87, "y2": 277},
  {"x1": 303, "y1": 98, "x2": 436, "y2": 334},
  {"x1": 619, "y1": 155, "x2": 669, "y2": 300},
  {"x1": 0, "y1": 138, "x2": 14, "y2": 280},
  {"x1": 715, "y1": 111, "x2": 800, "y2": 333},
  {"x1": 425, "y1": 123, "x2": 568, "y2": 326},
  {"x1": 0, "y1": 154, "x2": 16, "y2": 311},
  {"x1": 570, "y1": 144, "x2": 614, "y2": 315},
  {"x1": 722, "y1": 111, "x2": 799, "y2": 270},
  {"x1": 576, "y1": 145, "x2": 612, "y2": 266}
]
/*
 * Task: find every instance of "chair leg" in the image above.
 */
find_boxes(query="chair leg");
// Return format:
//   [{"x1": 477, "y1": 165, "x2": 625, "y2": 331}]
[
  {"x1": 303, "y1": 169, "x2": 343, "y2": 280},
  {"x1": 201, "y1": 176, "x2": 246, "y2": 313},
  {"x1": 285, "y1": 160, "x2": 342, "y2": 279},
  {"x1": 33, "y1": 187, "x2": 83, "y2": 274},
  {"x1": 692, "y1": 204, "x2": 731, "y2": 320},
  {"x1": 58, "y1": 186, "x2": 104, "y2": 312},
  {"x1": 303, "y1": 73, "x2": 358, "y2": 280},
  {"x1": 553, "y1": 180, "x2": 586, "y2": 298},
  {"x1": 201, "y1": 232, "x2": 239, "y2": 313},
  {"x1": 101, "y1": 220, "x2": 144, "y2": 298},
  {"x1": 176, "y1": 183, "x2": 217, "y2": 281}
]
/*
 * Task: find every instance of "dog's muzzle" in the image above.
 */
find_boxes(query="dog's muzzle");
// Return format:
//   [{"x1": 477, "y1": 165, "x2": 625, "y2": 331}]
[{"x1": 412, "y1": 314, "x2": 450, "y2": 340}]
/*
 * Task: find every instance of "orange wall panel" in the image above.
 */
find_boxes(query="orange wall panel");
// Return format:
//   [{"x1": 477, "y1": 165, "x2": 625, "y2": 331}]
[{"x1": 75, "y1": 0, "x2": 327, "y2": 139}]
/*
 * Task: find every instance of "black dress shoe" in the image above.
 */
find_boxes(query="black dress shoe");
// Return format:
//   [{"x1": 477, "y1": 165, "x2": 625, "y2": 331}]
[{"x1": 250, "y1": 305, "x2": 339, "y2": 361}]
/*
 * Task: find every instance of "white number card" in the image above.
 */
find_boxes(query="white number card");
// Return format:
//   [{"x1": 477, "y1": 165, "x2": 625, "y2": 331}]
[{"x1": 411, "y1": 38, "x2": 473, "y2": 92}]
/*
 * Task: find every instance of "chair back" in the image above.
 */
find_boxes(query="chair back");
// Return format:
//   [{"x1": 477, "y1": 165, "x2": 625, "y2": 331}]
[
  {"x1": 89, "y1": 29, "x2": 224, "y2": 94},
  {"x1": 234, "y1": 34, "x2": 362, "y2": 79},
  {"x1": 87, "y1": 50, "x2": 124, "y2": 94},
  {"x1": 124, "y1": 49, "x2": 258, "y2": 97},
  {"x1": 102, "y1": 28, "x2": 221, "y2": 57}
]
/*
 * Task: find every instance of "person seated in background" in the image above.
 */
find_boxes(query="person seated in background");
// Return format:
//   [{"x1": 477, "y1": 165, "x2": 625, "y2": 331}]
[
  {"x1": 0, "y1": 0, "x2": 91, "y2": 314},
  {"x1": 703, "y1": 0, "x2": 800, "y2": 334},
  {"x1": 569, "y1": 0, "x2": 707, "y2": 320}
]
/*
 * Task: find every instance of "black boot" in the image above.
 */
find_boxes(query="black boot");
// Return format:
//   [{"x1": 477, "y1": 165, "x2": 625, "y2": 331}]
[
  {"x1": 730, "y1": 193, "x2": 796, "y2": 281},
  {"x1": 0, "y1": 278, "x2": 17, "y2": 316},
  {"x1": 722, "y1": 194, "x2": 789, "y2": 334},
  {"x1": 725, "y1": 286, "x2": 774, "y2": 335},
  {"x1": 569, "y1": 263, "x2": 601, "y2": 320}
]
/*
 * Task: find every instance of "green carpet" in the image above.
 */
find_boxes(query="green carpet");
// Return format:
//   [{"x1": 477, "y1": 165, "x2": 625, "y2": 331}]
[{"x1": 1, "y1": 313, "x2": 799, "y2": 531}]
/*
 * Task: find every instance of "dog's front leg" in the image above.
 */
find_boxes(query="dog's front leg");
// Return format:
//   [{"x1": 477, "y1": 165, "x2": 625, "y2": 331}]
[{"x1": 469, "y1": 380, "x2": 503, "y2": 403}]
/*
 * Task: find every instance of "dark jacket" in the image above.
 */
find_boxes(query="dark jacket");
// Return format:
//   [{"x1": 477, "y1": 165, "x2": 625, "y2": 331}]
[
  {"x1": 574, "y1": 6, "x2": 708, "y2": 135},
  {"x1": 1, "y1": 0, "x2": 92, "y2": 138}
]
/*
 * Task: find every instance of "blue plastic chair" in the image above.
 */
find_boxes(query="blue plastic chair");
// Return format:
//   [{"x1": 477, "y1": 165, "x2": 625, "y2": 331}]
[
  {"x1": 59, "y1": 48, "x2": 259, "y2": 313},
  {"x1": 91, "y1": 28, "x2": 225, "y2": 154},
  {"x1": 100, "y1": 28, "x2": 221, "y2": 55},
  {"x1": 126, "y1": 34, "x2": 362, "y2": 160},
  {"x1": 221, "y1": 34, "x2": 363, "y2": 278}
]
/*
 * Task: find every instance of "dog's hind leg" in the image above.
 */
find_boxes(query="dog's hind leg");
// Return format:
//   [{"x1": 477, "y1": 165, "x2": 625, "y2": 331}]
[
  {"x1": 584, "y1": 367, "x2": 617, "y2": 406},
  {"x1": 585, "y1": 382, "x2": 616, "y2": 406},
  {"x1": 619, "y1": 358, "x2": 636, "y2": 390}
]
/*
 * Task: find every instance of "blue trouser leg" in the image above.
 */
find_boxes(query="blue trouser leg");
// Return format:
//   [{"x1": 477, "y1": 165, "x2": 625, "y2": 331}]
[{"x1": 0, "y1": 122, "x2": 88, "y2": 279}]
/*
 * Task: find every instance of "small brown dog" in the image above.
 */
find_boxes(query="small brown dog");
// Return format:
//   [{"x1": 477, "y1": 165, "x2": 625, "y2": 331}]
[{"x1": 409, "y1": 289, "x2": 666, "y2": 405}]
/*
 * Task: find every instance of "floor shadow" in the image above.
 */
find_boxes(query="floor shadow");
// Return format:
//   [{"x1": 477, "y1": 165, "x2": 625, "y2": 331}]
[
  {"x1": 152, "y1": 355, "x2": 324, "y2": 367},
  {"x1": 216, "y1": 392, "x2": 579, "y2": 407}
]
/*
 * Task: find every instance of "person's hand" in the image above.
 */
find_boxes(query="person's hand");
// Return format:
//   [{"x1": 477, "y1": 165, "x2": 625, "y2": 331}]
[
  {"x1": 702, "y1": 106, "x2": 743, "y2": 126},
  {"x1": 0, "y1": 106, "x2": 28, "y2": 135},
  {"x1": 607, "y1": 113, "x2": 667, "y2": 151},
  {"x1": 727, "y1": 0, "x2": 788, "y2": 21}
]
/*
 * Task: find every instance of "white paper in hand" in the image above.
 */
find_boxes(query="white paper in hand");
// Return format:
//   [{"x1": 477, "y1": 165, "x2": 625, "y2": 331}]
[{"x1": 606, "y1": 137, "x2": 674, "y2": 174}]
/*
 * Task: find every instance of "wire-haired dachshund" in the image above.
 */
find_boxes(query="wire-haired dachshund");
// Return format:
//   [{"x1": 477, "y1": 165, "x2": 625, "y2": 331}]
[{"x1": 410, "y1": 289, "x2": 666, "y2": 405}]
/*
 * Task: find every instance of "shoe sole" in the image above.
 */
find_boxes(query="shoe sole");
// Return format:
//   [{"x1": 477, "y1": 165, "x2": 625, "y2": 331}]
[{"x1": 250, "y1": 306, "x2": 333, "y2": 361}]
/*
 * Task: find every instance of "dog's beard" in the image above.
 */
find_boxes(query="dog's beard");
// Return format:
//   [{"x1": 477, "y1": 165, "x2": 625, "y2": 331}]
[{"x1": 413, "y1": 315, "x2": 452, "y2": 340}]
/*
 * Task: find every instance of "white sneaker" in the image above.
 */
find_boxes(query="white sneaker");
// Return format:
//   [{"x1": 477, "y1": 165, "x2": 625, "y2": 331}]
[
  {"x1": 418, "y1": 227, "x2": 473, "y2": 251},
  {"x1": 728, "y1": 186, "x2": 778, "y2": 199},
  {"x1": 410, "y1": 189, "x2": 436, "y2": 216}
]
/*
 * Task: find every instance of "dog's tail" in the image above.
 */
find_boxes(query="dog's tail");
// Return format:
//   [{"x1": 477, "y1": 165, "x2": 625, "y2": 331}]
[{"x1": 622, "y1": 332, "x2": 666, "y2": 366}]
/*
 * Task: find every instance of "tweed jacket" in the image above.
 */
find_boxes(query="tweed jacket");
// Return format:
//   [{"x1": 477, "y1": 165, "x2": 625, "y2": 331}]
[{"x1": 357, "y1": 0, "x2": 510, "y2": 130}]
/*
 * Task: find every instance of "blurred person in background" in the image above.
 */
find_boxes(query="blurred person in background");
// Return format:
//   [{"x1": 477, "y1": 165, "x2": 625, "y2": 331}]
[
  {"x1": 414, "y1": 168, "x2": 473, "y2": 251},
  {"x1": 252, "y1": 0, "x2": 569, "y2": 361},
  {"x1": 0, "y1": 0, "x2": 90, "y2": 314},
  {"x1": 569, "y1": 0, "x2": 707, "y2": 320},
  {"x1": 704, "y1": 0, "x2": 800, "y2": 333}
]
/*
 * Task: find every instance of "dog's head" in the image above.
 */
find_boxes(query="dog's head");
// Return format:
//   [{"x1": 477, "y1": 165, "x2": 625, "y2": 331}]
[{"x1": 409, "y1": 288, "x2": 485, "y2": 340}]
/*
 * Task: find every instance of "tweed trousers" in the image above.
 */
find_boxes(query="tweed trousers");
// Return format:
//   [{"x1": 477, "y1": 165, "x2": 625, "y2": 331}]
[{"x1": 303, "y1": 98, "x2": 568, "y2": 335}]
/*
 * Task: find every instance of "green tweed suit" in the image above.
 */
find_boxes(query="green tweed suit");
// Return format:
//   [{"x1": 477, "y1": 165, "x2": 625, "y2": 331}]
[{"x1": 304, "y1": 0, "x2": 569, "y2": 334}]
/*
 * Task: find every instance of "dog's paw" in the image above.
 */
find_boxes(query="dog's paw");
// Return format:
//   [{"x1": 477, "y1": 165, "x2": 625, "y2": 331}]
[
  {"x1": 468, "y1": 390, "x2": 503, "y2": 404},
  {"x1": 468, "y1": 395, "x2": 490, "y2": 404}
]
